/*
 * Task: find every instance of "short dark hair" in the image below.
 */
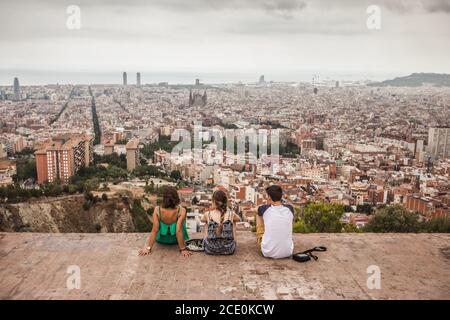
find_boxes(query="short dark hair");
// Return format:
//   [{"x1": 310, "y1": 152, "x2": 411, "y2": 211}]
[
  {"x1": 266, "y1": 185, "x2": 283, "y2": 202},
  {"x1": 162, "y1": 186, "x2": 180, "y2": 209}
]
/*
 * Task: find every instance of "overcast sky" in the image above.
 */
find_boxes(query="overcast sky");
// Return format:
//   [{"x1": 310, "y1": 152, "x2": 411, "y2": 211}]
[{"x1": 1, "y1": 0, "x2": 450, "y2": 83}]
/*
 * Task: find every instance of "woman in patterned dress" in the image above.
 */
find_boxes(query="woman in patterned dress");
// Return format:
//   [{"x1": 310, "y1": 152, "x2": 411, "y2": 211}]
[{"x1": 202, "y1": 190, "x2": 241, "y2": 255}]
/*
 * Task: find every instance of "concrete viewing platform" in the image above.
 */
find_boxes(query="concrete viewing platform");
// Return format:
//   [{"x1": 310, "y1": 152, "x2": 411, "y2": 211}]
[{"x1": 0, "y1": 232, "x2": 449, "y2": 300}]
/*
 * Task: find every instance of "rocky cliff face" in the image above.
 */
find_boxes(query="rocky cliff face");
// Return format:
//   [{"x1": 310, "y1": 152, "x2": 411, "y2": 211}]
[{"x1": 0, "y1": 195, "x2": 137, "y2": 233}]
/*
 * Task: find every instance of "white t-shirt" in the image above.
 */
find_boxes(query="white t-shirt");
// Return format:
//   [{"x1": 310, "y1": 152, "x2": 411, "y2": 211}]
[{"x1": 258, "y1": 204, "x2": 294, "y2": 259}]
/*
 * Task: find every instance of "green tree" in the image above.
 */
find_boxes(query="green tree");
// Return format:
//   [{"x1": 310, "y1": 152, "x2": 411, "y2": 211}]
[
  {"x1": 356, "y1": 203, "x2": 374, "y2": 214},
  {"x1": 140, "y1": 135, "x2": 178, "y2": 159},
  {"x1": 170, "y1": 170, "x2": 182, "y2": 181},
  {"x1": 42, "y1": 182, "x2": 63, "y2": 197},
  {"x1": 13, "y1": 159, "x2": 37, "y2": 182},
  {"x1": 364, "y1": 205, "x2": 421, "y2": 233},
  {"x1": 303, "y1": 202, "x2": 344, "y2": 233},
  {"x1": 133, "y1": 165, "x2": 164, "y2": 178},
  {"x1": 343, "y1": 205, "x2": 354, "y2": 212}
]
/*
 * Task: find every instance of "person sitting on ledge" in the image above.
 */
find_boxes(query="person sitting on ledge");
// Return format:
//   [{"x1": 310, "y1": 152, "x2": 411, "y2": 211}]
[
  {"x1": 202, "y1": 190, "x2": 241, "y2": 255},
  {"x1": 256, "y1": 185, "x2": 294, "y2": 259},
  {"x1": 138, "y1": 186, "x2": 192, "y2": 257}
]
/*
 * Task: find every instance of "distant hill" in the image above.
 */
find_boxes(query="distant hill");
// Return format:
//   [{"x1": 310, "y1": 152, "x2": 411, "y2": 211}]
[{"x1": 368, "y1": 73, "x2": 450, "y2": 87}]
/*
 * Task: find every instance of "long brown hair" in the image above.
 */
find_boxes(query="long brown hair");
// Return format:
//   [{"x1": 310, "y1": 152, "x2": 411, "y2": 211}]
[
  {"x1": 162, "y1": 187, "x2": 180, "y2": 209},
  {"x1": 212, "y1": 190, "x2": 228, "y2": 235}
]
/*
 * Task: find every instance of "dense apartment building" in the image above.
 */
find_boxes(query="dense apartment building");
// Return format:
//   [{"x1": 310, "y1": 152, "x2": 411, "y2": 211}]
[
  {"x1": 35, "y1": 134, "x2": 93, "y2": 184},
  {"x1": 0, "y1": 160, "x2": 16, "y2": 186},
  {"x1": 427, "y1": 127, "x2": 450, "y2": 160},
  {"x1": 125, "y1": 138, "x2": 140, "y2": 171},
  {"x1": 405, "y1": 195, "x2": 450, "y2": 219}
]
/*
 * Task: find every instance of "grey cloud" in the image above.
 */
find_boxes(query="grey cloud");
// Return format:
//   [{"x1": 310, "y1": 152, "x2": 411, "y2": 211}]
[
  {"x1": 64, "y1": 0, "x2": 306, "y2": 13},
  {"x1": 380, "y1": 0, "x2": 450, "y2": 14},
  {"x1": 381, "y1": 0, "x2": 417, "y2": 14},
  {"x1": 424, "y1": 0, "x2": 450, "y2": 13}
]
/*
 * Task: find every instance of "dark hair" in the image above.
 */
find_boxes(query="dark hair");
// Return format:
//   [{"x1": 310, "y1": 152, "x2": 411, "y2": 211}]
[
  {"x1": 266, "y1": 185, "x2": 283, "y2": 202},
  {"x1": 212, "y1": 190, "x2": 228, "y2": 214},
  {"x1": 212, "y1": 190, "x2": 229, "y2": 235},
  {"x1": 162, "y1": 187, "x2": 180, "y2": 209}
]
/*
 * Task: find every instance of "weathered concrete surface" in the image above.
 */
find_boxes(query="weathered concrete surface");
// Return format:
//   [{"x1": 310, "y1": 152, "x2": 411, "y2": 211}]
[{"x1": 0, "y1": 232, "x2": 449, "y2": 300}]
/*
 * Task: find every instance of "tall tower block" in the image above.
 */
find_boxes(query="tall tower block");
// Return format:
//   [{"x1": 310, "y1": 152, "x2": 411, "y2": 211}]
[
  {"x1": 136, "y1": 72, "x2": 141, "y2": 86},
  {"x1": 123, "y1": 72, "x2": 127, "y2": 85}
]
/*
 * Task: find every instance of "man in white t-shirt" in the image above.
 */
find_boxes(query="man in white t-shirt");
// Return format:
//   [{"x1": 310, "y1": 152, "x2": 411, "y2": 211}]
[{"x1": 256, "y1": 185, "x2": 294, "y2": 259}]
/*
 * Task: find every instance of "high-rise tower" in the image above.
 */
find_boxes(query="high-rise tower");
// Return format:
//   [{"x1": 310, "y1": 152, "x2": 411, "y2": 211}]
[
  {"x1": 427, "y1": 127, "x2": 450, "y2": 159},
  {"x1": 258, "y1": 75, "x2": 265, "y2": 84},
  {"x1": 13, "y1": 77, "x2": 20, "y2": 101},
  {"x1": 136, "y1": 72, "x2": 141, "y2": 86},
  {"x1": 123, "y1": 72, "x2": 127, "y2": 85}
]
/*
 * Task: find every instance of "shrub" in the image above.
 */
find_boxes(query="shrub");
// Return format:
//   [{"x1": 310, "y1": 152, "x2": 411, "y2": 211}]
[
  {"x1": 293, "y1": 219, "x2": 310, "y2": 233},
  {"x1": 94, "y1": 223, "x2": 102, "y2": 232},
  {"x1": 421, "y1": 216, "x2": 450, "y2": 233},
  {"x1": 303, "y1": 203, "x2": 344, "y2": 233},
  {"x1": 130, "y1": 199, "x2": 152, "y2": 232},
  {"x1": 364, "y1": 205, "x2": 421, "y2": 233},
  {"x1": 84, "y1": 191, "x2": 94, "y2": 201},
  {"x1": 356, "y1": 203, "x2": 374, "y2": 214},
  {"x1": 82, "y1": 201, "x2": 91, "y2": 211},
  {"x1": 342, "y1": 223, "x2": 362, "y2": 233},
  {"x1": 170, "y1": 170, "x2": 182, "y2": 181}
]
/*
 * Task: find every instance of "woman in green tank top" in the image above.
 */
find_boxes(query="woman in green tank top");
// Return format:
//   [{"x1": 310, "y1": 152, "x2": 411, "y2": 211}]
[{"x1": 138, "y1": 187, "x2": 191, "y2": 257}]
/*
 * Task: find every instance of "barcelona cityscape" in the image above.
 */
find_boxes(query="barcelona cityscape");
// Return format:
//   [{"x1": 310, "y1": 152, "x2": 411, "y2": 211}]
[{"x1": 0, "y1": 0, "x2": 449, "y2": 305}]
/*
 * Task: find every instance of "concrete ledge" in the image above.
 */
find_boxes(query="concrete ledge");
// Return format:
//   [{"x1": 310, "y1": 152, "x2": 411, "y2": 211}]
[{"x1": 0, "y1": 232, "x2": 449, "y2": 300}]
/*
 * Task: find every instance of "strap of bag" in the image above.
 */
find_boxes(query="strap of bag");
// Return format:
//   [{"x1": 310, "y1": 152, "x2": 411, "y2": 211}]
[{"x1": 296, "y1": 246, "x2": 327, "y2": 261}]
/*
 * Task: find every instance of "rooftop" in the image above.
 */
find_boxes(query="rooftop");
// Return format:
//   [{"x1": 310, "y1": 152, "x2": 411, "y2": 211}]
[
  {"x1": 125, "y1": 138, "x2": 139, "y2": 149},
  {"x1": 0, "y1": 232, "x2": 449, "y2": 300}
]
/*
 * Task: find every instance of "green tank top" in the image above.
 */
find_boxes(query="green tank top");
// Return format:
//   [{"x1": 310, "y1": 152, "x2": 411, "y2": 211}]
[{"x1": 156, "y1": 206, "x2": 189, "y2": 245}]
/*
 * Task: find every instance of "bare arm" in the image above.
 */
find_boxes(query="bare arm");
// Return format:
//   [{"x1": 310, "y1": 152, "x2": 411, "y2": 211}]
[
  {"x1": 201, "y1": 211, "x2": 209, "y2": 237},
  {"x1": 256, "y1": 214, "x2": 264, "y2": 230},
  {"x1": 138, "y1": 207, "x2": 160, "y2": 256},
  {"x1": 176, "y1": 207, "x2": 192, "y2": 257},
  {"x1": 232, "y1": 212, "x2": 240, "y2": 239}
]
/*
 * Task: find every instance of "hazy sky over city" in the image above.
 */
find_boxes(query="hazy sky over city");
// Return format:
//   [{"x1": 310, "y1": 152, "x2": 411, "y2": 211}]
[{"x1": 1, "y1": 0, "x2": 450, "y2": 83}]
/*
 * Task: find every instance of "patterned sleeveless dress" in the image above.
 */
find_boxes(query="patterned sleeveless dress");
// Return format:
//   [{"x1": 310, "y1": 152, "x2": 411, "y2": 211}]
[{"x1": 203, "y1": 210, "x2": 236, "y2": 255}]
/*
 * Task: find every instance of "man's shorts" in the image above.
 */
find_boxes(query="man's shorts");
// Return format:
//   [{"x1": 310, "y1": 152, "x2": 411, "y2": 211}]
[{"x1": 256, "y1": 223, "x2": 265, "y2": 254}]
